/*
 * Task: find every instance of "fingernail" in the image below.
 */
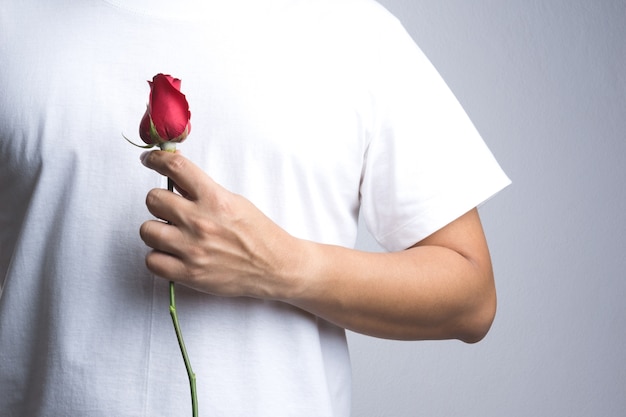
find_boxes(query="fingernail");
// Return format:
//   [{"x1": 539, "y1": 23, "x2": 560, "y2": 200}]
[{"x1": 140, "y1": 151, "x2": 149, "y2": 164}]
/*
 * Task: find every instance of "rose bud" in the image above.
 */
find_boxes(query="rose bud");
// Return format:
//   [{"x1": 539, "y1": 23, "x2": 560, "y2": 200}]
[{"x1": 139, "y1": 74, "x2": 191, "y2": 150}]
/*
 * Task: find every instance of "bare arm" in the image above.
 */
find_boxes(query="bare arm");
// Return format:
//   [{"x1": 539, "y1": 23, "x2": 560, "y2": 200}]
[
  {"x1": 139, "y1": 150, "x2": 496, "y2": 343},
  {"x1": 284, "y1": 208, "x2": 495, "y2": 342}
]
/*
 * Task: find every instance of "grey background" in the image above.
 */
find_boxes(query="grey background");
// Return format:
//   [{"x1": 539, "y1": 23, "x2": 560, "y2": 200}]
[{"x1": 349, "y1": 1, "x2": 626, "y2": 416}]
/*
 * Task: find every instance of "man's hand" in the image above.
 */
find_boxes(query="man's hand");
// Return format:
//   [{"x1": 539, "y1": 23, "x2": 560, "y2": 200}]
[
  {"x1": 139, "y1": 150, "x2": 497, "y2": 343},
  {"x1": 139, "y1": 150, "x2": 303, "y2": 299}
]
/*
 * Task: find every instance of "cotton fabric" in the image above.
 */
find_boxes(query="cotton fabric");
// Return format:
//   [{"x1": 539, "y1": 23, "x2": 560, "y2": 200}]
[{"x1": 0, "y1": 0, "x2": 510, "y2": 415}]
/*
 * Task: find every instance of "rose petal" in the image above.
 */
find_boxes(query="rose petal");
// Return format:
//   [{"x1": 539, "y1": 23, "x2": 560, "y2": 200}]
[{"x1": 148, "y1": 74, "x2": 191, "y2": 142}]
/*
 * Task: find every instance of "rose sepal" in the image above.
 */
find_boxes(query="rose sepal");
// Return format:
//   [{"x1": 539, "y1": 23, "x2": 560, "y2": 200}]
[
  {"x1": 142, "y1": 109, "x2": 190, "y2": 146},
  {"x1": 123, "y1": 133, "x2": 156, "y2": 149}
]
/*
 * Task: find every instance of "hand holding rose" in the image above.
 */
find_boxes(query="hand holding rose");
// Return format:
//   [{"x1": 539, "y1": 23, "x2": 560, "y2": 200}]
[
  {"x1": 139, "y1": 150, "x2": 307, "y2": 300},
  {"x1": 139, "y1": 147, "x2": 496, "y2": 343}
]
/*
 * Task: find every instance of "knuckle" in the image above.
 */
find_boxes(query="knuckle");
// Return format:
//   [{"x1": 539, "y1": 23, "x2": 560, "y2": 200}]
[
  {"x1": 188, "y1": 215, "x2": 216, "y2": 236},
  {"x1": 218, "y1": 190, "x2": 239, "y2": 211},
  {"x1": 139, "y1": 221, "x2": 151, "y2": 241},
  {"x1": 144, "y1": 251, "x2": 158, "y2": 270},
  {"x1": 182, "y1": 260, "x2": 209, "y2": 288},
  {"x1": 183, "y1": 241, "x2": 206, "y2": 261},
  {"x1": 145, "y1": 188, "x2": 160, "y2": 207},
  {"x1": 140, "y1": 220, "x2": 168, "y2": 246},
  {"x1": 165, "y1": 153, "x2": 187, "y2": 174}
]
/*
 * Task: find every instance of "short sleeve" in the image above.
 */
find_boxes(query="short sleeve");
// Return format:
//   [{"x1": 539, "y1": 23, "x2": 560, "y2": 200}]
[{"x1": 360, "y1": 15, "x2": 511, "y2": 252}]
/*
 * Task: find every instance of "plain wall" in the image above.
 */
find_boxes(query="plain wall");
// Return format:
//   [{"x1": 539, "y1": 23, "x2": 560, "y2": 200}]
[{"x1": 349, "y1": 1, "x2": 626, "y2": 416}]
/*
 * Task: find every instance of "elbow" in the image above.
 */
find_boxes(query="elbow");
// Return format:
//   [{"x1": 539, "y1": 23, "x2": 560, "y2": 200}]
[
  {"x1": 458, "y1": 254, "x2": 498, "y2": 344},
  {"x1": 458, "y1": 289, "x2": 497, "y2": 344}
]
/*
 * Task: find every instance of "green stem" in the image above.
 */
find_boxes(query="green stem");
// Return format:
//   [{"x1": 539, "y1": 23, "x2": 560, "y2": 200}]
[{"x1": 167, "y1": 176, "x2": 198, "y2": 417}]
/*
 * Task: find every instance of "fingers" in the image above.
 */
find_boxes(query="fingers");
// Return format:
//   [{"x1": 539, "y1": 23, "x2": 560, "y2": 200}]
[
  {"x1": 140, "y1": 219, "x2": 187, "y2": 258},
  {"x1": 144, "y1": 249, "x2": 189, "y2": 281},
  {"x1": 140, "y1": 150, "x2": 210, "y2": 201},
  {"x1": 145, "y1": 187, "x2": 194, "y2": 226}
]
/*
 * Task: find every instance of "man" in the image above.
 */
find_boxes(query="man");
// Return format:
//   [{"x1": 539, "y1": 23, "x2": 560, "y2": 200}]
[{"x1": 0, "y1": 0, "x2": 509, "y2": 415}]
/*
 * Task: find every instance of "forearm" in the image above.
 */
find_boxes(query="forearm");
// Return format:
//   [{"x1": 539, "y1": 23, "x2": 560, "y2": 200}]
[
  {"x1": 139, "y1": 152, "x2": 496, "y2": 343},
  {"x1": 269, "y1": 206, "x2": 497, "y2": 343},
  {"x1": 281, "y1": 241, "x2": 495, "y2": 343}
]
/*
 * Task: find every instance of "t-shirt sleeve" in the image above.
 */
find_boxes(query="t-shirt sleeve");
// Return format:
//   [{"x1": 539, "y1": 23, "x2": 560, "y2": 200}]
[{"x1": 359, "y1": 14, "x2": 511, "y2": 252}]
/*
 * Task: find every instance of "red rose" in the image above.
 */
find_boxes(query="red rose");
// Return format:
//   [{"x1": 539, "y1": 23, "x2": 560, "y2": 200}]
[{"x1": 139, "y1": 74, "x2": 191, "y2": 146}]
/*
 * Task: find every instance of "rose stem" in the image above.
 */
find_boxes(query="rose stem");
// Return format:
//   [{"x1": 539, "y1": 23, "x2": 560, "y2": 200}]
[{"x1": 167, "y1": 175, "x2": 199, "y2": 417}]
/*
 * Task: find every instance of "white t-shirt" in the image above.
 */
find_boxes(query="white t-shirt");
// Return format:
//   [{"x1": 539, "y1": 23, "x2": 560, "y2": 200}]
[{"x1": 0, "y1": 0, "x2": 510, "y2": 415}]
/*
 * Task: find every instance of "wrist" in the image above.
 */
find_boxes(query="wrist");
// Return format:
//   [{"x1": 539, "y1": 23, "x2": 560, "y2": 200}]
[{"x1": 273, "y1": 238, "x2": 325, "y2": 304}]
